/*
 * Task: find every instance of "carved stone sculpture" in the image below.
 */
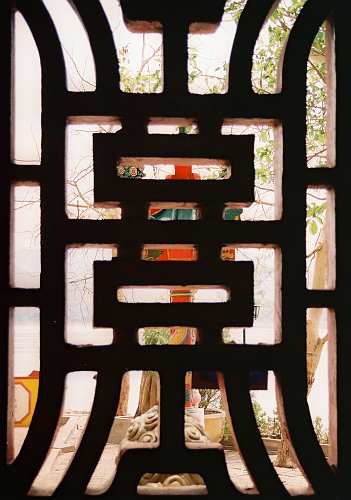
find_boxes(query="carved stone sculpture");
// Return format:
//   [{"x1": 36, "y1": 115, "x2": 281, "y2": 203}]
[{"x1": 121, "y1": 405, "x2": 209, "y2": 488}]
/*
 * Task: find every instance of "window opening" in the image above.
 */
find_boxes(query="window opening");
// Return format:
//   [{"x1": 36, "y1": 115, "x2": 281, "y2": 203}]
[
  {"x1": 251, "y1": 0, "x2": 307, "y2": 94},
  {"x1": 13, "y1": 13, "x2": 41, "y2": 165},
  {"x1": 9, "y1": 308, "x2": 40, "y2": 463},
  {"x1": 222, "y1": 124, "x2": 278, "y2": 221},
  {"x1": 42, "y1": 0, "x2": 96, "y2": 91},
  {"x1": 306, "y1": 309, "x2": 331, "y2": 467},
  {"x1": 306, "y1": 188, "x2": 335, "y2": 290},
  {"x1": 66, "y1": 123, "x2": 121, "y2": 220},
  {"x1": 223, "y1": 248, "x2": 276, "y2": 345},
  {"x1": 250, "y1": 372, "x2": 310, "y2": 494},
  {"x1": 86, "y1": 372, "x2": 134, "y2": 494},
  {"x1": 99, "y1": 0, "x2": 163, "y2": 93},
  {"x1": 30, "y1": 372, "x2": 97, "y2": 495},
  {"x1": 11, "y1": 186, "x2": 41, "y2": 289},
  {"x1": 306, "y1": 24, "x2": 328, "y2": 168},
  {"x1": 65, "y1": 247, "x2": 115, "y2": 345},
  {"x1": 187, "y1": 0, "x2": 239, "y2": 94}
]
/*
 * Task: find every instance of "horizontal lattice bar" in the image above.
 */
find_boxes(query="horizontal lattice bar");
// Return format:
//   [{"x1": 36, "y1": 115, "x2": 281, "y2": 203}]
[
  {"x1": 65, "y1": 219, "x2": 282, "y2": 246},
  {"x1": 66, "y1": 92, "x2": 284, "y2": 121},
  {"x1": 64, "y1": 343, "x2": 282, "y2": 372},
  {"x1": 306, "y1": 167, "x2": 336, "y2": 187},
  {"x1": 94, "y1": 260, "x2": 253, "y2": 328},
  {"x1": 11, "y1": 166, "x2": 42, "y2": 184},
  {"x1": 95, "y1": 259, "x2": 252, "y2": 286},
  {"x1": 5, "y1": 288, "x2": 41, "y2": 307},
  {"x1": 95, "y1": 302, "x2": 252, "y2": 328},
  {"x1": 93, "y1": 133, "x2": 254, "y2": 203},
  {"x1": 119, "y1": 0, "x2": 226, "y2": 26},
  {"x1": 306, "y1": 289, "x2": 336, "y2": 308}
]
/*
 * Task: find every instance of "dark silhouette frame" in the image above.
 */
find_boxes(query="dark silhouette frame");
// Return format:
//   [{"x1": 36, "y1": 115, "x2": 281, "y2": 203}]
[{"x1": 0, "y1": 1, "x2": 348, "y2": 498}]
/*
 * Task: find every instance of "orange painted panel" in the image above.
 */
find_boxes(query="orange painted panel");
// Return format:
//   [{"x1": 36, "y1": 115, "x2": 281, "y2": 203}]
[{"x1": 14, "y1": 370, "x2": 39, "y2": 427}]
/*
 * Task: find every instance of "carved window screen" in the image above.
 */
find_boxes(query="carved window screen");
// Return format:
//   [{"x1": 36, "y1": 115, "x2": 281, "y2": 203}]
[{"x1": 0, "y1": 0, "x2": 348, "y2": 498}]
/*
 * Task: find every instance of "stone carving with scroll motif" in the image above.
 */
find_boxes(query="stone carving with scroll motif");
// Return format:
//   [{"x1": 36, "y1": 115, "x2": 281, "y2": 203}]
[{"x1": 121, "y1": 405, "x2": 209, "y2": 490}]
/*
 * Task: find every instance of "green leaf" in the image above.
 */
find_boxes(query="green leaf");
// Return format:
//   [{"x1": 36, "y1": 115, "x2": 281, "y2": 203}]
[{"x1": 310, "y1": 220, "x2": 318, "y2": 235}]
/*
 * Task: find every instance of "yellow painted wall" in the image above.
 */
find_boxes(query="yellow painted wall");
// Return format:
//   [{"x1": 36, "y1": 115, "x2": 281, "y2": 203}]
[{"x1": 15, "y1": 372, "x2": 39, "y2": 427}]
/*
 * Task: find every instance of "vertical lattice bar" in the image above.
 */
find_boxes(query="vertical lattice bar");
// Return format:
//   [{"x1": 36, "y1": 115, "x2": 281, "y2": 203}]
[
  {"x1": 159, "y1": 370, "x2": 185, "y2": 450},
  {"x1": 163, "y1": 19, "x2": 189, "y2": 94}
]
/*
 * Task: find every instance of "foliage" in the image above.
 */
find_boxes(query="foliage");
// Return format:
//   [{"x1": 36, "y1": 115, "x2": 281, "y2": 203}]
[
  {"x1": 224, "y1": 0, "x2": 246, "y2": 22},
  {"x1": 306, "y1": 201, "x2": 326, "y2": 235},
  {"x1": 225, "y1": 0, "x2": 327, "y2": 175},
  {"x1": 252, "y1": 398, "x2": 272, "y2": 436},
  {"x1": 269, "y1": 409, "x2": 282, "y2": 439},
  {"x1": 143, "y1": 327, "x2": 170, "y2": 345},
  {"x1": 251, "y1": 399, "x2": 328, "y2": 444},
  {"x1": 119, "y1": 44, "x2": 162, "y2": 93},
  {"x1": 252, "y1": 399, "x2": 281, "y2": 439}
]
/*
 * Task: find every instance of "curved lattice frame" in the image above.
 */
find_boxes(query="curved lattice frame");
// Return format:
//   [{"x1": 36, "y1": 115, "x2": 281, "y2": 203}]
[{"x1": 0, "y1": 0, "x2": 348, "y2": 498}]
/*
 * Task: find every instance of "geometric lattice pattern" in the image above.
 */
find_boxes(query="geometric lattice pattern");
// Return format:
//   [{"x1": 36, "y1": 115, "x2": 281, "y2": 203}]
[{"x1": 0, "y1": 0, "x2": 348, "y2": 498}]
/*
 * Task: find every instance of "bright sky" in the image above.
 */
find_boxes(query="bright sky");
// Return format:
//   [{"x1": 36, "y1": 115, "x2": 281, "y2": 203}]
[{"x1": 12, "y1": 0, "x2": 329, "y2": 429}]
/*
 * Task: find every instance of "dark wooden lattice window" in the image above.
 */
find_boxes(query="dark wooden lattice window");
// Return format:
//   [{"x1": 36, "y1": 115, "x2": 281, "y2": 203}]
[{"x1": 0, "y1": 0, "x2": 349, "y2": 498}]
